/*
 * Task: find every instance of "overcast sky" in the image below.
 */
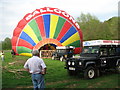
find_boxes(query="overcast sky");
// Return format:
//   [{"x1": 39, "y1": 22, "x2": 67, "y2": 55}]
[{"x1": 0, "y1": 0, "x2": 119, "y2": 41}]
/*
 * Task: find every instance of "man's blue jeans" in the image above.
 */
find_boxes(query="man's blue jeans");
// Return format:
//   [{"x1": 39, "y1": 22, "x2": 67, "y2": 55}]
[{"x1": 31, "y1": 73, "x2": 45, "y2": 90}]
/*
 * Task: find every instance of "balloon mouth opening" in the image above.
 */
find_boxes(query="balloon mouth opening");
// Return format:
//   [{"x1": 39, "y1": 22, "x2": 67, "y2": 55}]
[
  {"x1": 33, "y1": 38, "x2": 63, "y2": 50},
  {"x1": 38, "y1": 43, "x2": 57, "y2": 51}
]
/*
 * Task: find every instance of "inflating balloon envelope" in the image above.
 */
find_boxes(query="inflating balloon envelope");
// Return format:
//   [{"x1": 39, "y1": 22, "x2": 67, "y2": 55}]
[{"x1": 11, "y1": 7, "x2": 83, "y2": 56}]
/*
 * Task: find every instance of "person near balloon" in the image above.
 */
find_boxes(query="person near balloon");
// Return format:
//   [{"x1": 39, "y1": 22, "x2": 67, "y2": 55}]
[
  {"x1": 24, "y1": 50, "x2": 47, "y2": 89},
  {"x1": 0, "y1": 50, "x2": 4, "y2": 61},
  {"x1": 11, "y1": 49, "x2": 16, "y2": 58}
]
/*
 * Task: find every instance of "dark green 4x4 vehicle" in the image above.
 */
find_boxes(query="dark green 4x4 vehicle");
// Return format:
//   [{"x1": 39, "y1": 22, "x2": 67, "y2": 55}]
[{"x1": 65, "y1": 40, "x2": 120, "y2": 79}]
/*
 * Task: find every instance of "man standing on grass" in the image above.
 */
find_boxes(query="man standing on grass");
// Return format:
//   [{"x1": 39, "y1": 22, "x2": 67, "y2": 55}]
[{"x1": 24, "y1": 50, "x2": 47, "y2": 90}]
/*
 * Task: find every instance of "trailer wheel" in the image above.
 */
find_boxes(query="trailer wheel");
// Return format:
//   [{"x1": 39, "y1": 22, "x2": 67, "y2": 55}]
[
  {"x1": 96, "y1": 68, "x2": 100, "y2": 77},
  {"x1": 52, "y1": 56, "x2": 55, "y2": 60},
  {"x1": 60, "y1": 56, "x2": 64, "y2": 61},
  {"x1": 84, "y1": 66, "x2": 96, "y2": 79}
]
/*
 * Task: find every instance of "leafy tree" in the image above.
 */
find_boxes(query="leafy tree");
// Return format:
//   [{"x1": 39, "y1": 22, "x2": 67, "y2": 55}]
[
  {"x1": 77, "y1": 13, "x2": 100, "y2": 40},
  {"x1": 2, "y1": 37, "x2": 11, "y2": 50},
  {"x1": 105, "y1": 17, "x2": 119, "y2": 39},
  {"x1": 77, "y1": 13, "x2": 119, "y2": 40}
]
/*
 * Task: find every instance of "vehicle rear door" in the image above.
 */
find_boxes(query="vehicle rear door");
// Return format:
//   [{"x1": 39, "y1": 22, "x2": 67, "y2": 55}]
[{"x1": 107, "y1": 47, "x2": 116, "y2": 68}]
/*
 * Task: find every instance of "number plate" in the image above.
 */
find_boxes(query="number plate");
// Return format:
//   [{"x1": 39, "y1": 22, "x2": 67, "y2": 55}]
[{"x1": 69, "y1": 67, "x2": 75, "y2": 70}]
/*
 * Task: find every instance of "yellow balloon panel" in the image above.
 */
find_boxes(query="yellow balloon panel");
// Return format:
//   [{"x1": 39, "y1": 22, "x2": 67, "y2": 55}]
[
  {"x1": 62, "y1": 32, "x2": 80, "y2": 46},
  {"x1": 23, "y1": 25, "x2": 39, "y2": 44},
  {"x1": 50, "y1": 15, "x2": 59, "y2": 38}
]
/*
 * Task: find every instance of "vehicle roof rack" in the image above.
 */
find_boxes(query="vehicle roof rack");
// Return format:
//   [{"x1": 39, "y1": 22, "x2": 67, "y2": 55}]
[
  {"x1": 83, "y1": 40, "x2": 120, "y2": 46},
  {"x1": 56, "y1": 46, "x2": 74, "y2": 49}
]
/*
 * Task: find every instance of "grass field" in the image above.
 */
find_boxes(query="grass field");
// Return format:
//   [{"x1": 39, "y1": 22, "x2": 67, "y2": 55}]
[{"x1": 1, "y1": 50, "x2": 120, "y2": 89}]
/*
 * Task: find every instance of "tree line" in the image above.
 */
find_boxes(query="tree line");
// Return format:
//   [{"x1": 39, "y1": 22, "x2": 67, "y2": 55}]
[
  {"x1": 77, "y1": 13, "x2": 119, "y2": 40},
  {"x1": 0, "y1": 37, "x2": 11, "y2": 50},
  {"x1": 0, "y1": 13, "x2": 119, "y2": 50}
]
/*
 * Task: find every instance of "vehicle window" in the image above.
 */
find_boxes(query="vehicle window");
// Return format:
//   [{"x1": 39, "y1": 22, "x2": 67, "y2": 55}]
[
  {"x1": 109, "y1": 48, "x2": 116, "y2": 56},
  {"x1": 116, "y1": 47, "x2": 120, "y2": 55},
  {"x1": 82, "y1": 46, "x2": 99, "y2": 54},
  {"x1": 100, "y1": 48, "x2": 108, "y2": 56}
]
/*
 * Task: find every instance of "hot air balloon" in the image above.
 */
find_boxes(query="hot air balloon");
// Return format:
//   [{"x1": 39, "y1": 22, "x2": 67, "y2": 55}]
[{"x1": 11, "y1": 7, "x2": 83, "y2": 56}]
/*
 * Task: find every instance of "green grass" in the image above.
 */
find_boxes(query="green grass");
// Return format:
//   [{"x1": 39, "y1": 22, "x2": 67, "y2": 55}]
[{"x1": 2, "y1": 51, "x2": 120, "y2": 89}]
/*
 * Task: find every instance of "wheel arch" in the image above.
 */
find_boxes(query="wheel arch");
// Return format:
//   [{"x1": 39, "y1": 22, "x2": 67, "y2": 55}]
[
  {"x1": 116, "y1": 59, "x2": 120, "y2": 66},
  {"x1": 85, "y1": 61, "x2": 96, "y2": 69}
]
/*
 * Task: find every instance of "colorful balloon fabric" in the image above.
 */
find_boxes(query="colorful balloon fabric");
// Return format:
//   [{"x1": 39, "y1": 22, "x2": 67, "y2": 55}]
[{"x1": 11, "y1": 7, "x2": 83, "y2": 56}]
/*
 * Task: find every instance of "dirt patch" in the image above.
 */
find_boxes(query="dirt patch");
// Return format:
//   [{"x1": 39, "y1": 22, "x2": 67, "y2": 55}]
[
  {"x1": 8, "y1": 60, "x2": 26, "y2": 65},
  {"x1": 46, "y1": 80, "x2": 71, "y2": 86},
  {"x1": 16, "y1": 85, "x2": 33, "y2": 88},
  {"x1": 46, "y1": 79, "x2": 81, "y2": 88},
  {"x1": 88, "y1": 80, "x2": 109, "y2": 88},
  {"x1": 16, "y1": 80, "x2": 77, "y2": 88},
  {"x1": 8, "y1": 61, "x2": 18, "y2": 65},
  {"x1": 65, "y1": 83, "x2": 80, "y2": 88}
]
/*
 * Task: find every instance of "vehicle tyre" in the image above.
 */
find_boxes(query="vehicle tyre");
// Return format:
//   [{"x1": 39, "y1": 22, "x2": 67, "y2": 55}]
[
  {"x1": 60, "y1": 56, "x2": 64, "y2": 61},
  {"x1": 84, "y1": 66, "x2": 96, "y2": 79},
  {"x1": 116, "y1": 63, "x2": 120, "y2": 74},
  {"x1": 52, "y1": 56, "x2": 55, "y2": 60},
  {"x1": 95, "y1": 68, "x2": 101, "y2": 77},
  {"x1": 68, "y1": 70, "x2": 77, "y2": 76}
]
